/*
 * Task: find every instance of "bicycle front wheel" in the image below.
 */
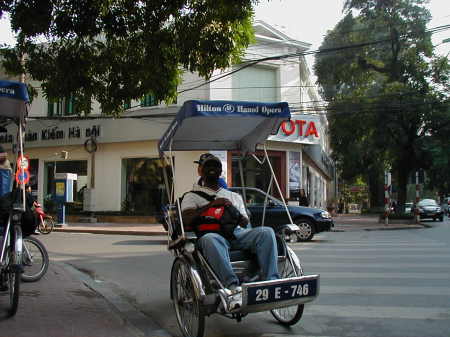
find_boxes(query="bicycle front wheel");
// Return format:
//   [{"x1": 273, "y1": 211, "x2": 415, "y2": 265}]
[
  {"x1": 270, "y1": 247, "x2": 304, "y2": 325},
  {"x1": 38, "y1": 217, "x2": 54, "y2": 234},
  {"x1": 6, "y1": 265, "x2": 20, "y2": 317},
  {"x1": 22, "y1": 237, "x2": 49, "y2": 282},
  {"x1": 171, "y1": 258, "x2": 205, "y2": 337},
  {"x1": 4, "y1": 225, "x2": 21, "y2": 317}
]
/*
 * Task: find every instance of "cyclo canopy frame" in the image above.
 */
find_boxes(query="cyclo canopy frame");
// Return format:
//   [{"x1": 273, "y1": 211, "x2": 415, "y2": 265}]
[
  {"x1": 0, "y1": 80, "x2": 29, "y2": 271},
  {"x1": 158, "y1": 99, "x2": 295, "y2": 239},
  {"x1": 0, "y1": 80, "x2": 29, "y2": 210}
]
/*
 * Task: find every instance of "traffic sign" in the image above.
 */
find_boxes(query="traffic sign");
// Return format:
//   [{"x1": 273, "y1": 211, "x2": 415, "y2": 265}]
[
  {"x1": 15, "y1": 169, "x2": 30, "y2": 185},
  {"x1": 17, "y1": 155, "x2": 29, "y2": 170}
]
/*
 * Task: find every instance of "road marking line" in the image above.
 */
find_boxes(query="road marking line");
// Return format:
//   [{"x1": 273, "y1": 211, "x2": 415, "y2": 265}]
[
  {"x1": 319, "y1": 285, "x2": 450, "y2": 296},
  {"x1": 305, "y1": 262, "x2": 446, "y2": 268},
  {"x1": 319, "y1": 272, "x2": 450, "y2": 279},
  {"x1": 306, "y1": 304, "x2": 450, "y2": 320},
  {"x1": 295, "y1": 246, "x2": 450, "y2": 254},
  {"x1": 304, "y1": 254, "x2": 447, "y2": 259}
]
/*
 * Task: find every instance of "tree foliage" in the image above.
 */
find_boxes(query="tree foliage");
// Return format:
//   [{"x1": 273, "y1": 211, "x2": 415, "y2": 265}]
[
  {"x1": 0, "y1": 0, "x2": 259, "y2": 115},
  {"x1": 314, "y1": 0, "x2": 450, "y2": 208}
]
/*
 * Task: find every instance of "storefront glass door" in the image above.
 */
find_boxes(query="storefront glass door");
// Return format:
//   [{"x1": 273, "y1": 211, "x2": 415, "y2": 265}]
[
  {"x1": 230, "y1": 151, "x2": 285, "y2": 198},
  {"x1": 121, "y1": 158, "x2": 170, "y2": 215}
]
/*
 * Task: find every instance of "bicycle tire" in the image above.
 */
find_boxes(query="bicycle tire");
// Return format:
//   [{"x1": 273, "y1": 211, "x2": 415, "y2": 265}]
[
  {"x1": 5, "y1": 225, "x2": 21, "y2": 317},
  {"x1": 38, "y1": 217, "x2": 54, "y2": 235},
  {"x1": 270, "y1": 247, "x2": 304, "y2": 325},
  {"x1": 22, "y1": 237, "x2": 49, "y2": 282},
  {"x1": 171, "y1": 258, "x2": 205, "y2": 337}
]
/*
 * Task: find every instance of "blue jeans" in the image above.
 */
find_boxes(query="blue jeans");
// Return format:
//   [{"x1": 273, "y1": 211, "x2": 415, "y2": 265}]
[{"x1": 197, "y1": 226, "x2": 279, "y2": 288}]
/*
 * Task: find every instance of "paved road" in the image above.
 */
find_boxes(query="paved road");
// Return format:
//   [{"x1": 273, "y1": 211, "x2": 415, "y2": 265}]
[{"x1": 34, "y1": 218, "x2": 449, "y2": 337}]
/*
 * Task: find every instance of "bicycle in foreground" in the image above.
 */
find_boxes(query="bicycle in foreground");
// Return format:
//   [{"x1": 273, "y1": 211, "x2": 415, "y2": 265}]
[
  {"x1": 0, "y1": 80, "x2": 31, "y2": 317},
  {"x1": 0, "y1": 208, "x2": 23, "y2": 317},
  {"x1": 158, "y1": 100, "x2": 320, "y2": 337}
]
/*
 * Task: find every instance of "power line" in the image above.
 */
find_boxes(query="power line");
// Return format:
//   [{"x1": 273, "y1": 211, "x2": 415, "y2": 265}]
[{"x1": 177, "y1": 24, "x2": 450, "y2": 95}]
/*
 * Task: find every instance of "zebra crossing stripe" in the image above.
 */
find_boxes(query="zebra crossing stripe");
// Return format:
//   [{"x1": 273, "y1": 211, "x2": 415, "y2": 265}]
[
  {"x1": 306, "y1": 304, "x2": 450, "y2": 320},
  {"x1": 304, "y1": 254, "x2": 447, "y2": 259},
  {"x1": 321, "y1": 272, "x2": 450, "y2": 279},
  {"x1": 319, "y1": 285, "x2": 450, "y2": 296},
  {"x1": 306, "y1": 262, "x2": 446, "y2": 268}
]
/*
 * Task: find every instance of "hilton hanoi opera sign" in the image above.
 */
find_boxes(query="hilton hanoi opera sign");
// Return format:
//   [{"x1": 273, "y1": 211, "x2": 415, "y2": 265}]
[{"x1": 269, "y1": 115, "x2": 321, "y2": 145}]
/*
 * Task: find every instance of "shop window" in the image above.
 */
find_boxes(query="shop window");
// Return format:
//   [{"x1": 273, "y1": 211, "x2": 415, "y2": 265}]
[
  {"x1": 230, "y1": 152, "x2": 285, "y2": 198},
  {"x1": 121, "y1": 158, "x2": 171, "y2": 215},
  {"x1": 44, "y1": 160, "x2": 88, "y2": 213},
  {"x1": 28, "y1": 158, "x2": 39, "y2": 191}
]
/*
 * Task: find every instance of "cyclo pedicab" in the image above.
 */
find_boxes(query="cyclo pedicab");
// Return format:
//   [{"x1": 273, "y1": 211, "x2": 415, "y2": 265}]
[
  {"x1": 0, "y1": 80, "x2": 30, "y2": 316},
  {"x1": 158, "y1": 100, "x2": 320, "y2": 337}
]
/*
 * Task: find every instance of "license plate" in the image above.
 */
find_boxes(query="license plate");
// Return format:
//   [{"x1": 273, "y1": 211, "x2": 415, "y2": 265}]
[{"x1": 245, "y1": 276, "x2": 318, "y2": 306}]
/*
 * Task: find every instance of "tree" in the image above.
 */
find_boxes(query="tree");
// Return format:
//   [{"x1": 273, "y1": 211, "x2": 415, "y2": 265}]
[
  {"x1": 314, "y1": 0, "x2": 450, "y2": 210},
  {"x1": 0, "y1": 0, "x2": 258, "y2": 115}
]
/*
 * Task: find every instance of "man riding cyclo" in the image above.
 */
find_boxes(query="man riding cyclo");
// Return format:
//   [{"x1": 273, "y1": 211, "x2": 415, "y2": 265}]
[{"x1": 181, "y1": 154, "x2": 280, "y2": 311}]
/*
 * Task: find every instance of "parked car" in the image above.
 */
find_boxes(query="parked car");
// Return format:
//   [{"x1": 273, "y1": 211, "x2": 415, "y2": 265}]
[
  {"x1": 229, "y1": 187, "x2": 334, "y2": 241},
  {"x1": 441, "y1": 197, "x2": 450, "y2": 216},
  {"x1": 414, "y1": 199, "x2": 443, "y2": 221},
  {"x1": 405, "y1": 202, "x2": 413, "y2": 213}
]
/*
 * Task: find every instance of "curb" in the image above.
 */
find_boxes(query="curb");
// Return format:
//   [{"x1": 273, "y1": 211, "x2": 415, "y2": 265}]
[
  {"x1": 61, "y1": 262, "x2": 172, "y2": 337},
  {"x1": 53, "y1": 228, "x2": 167, "y2": 236}
]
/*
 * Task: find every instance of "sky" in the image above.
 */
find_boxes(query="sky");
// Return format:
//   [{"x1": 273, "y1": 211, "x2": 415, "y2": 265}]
[
  {"x1": 254, "y1": 0, "x2": 450, "y2": 56},
  {"x1": 0, "y1": 1, "x2": 449, "y2": 57}
]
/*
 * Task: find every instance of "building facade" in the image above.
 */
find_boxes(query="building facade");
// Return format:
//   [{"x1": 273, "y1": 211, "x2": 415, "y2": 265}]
[{"x1": 1, "y1": 20, "x2": 334, "y2": 215}]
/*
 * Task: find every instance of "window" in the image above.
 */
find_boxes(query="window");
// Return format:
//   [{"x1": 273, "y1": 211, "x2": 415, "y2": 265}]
[
  {"x1": 140, "y1": 93, "x2": 158, "y2": 107},
  {"x1": 232, "y1": 66, "x2": 278, "y2": 102},
  {"x1": 47, "y1": 96, "x2": 78, "y2": 116},
  {"x1": 230, "y1": 151, "x2": 285, "y2": 198},
  {"x1": 121, "y1": 158, "x2": 171, "y2": 215},
  {"x1": 123, "y1": 100, "x2": 131, "y2": 110}
]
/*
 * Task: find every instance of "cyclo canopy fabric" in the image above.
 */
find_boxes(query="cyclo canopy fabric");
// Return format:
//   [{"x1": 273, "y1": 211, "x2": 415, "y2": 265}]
[
  {"x1": 158, "y1": 100, "x2": 291, "y2": 154},
  {"x1": 0, "y1": 80, "x2": 29, "y2": 124}
]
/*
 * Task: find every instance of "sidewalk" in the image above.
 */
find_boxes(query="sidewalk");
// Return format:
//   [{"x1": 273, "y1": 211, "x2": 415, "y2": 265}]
[
  {"x1": 52, "y1": 214, "x2": 430, "y2": 236},
  {"x1": 54, "y1": 222, "x2": 167, "y2": 236},
  {"x1": 0, "y1": 263, "x2": 141, "y2": 337}
]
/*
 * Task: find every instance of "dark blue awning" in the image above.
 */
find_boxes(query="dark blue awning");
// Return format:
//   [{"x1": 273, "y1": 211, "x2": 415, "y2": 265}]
[
  {"x1": 0, "y1": 80, "x2": 29, "y2": 123},
  {"x1": 158, "y1": 100, "x2": 290, "y2": 153}
]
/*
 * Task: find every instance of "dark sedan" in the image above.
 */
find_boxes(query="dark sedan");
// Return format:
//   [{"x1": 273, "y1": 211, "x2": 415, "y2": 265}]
[
  {"x1": 415, "y1": 199, "x2": 444, "y2": 221},
  {"x1": 230, "y1": 187, "x2": 334, "y2": 241}
]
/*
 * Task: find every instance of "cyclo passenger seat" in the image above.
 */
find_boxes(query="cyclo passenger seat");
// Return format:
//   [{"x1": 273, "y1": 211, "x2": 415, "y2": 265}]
[{"x1": 167, "y1": 192, "x2": 287, "y2": 263}]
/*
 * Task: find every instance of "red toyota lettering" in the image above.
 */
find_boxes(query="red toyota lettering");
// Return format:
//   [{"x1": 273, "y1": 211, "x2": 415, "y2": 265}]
[
  {"x1": 281, "y1": 120, "x2": 295, "y2": 135},
  {"x1": 295, "y1": 120, "x2": 306, "y2": 136},
  {"x1": 305, "y1": 121, "x2": 319, "y2": 137}
]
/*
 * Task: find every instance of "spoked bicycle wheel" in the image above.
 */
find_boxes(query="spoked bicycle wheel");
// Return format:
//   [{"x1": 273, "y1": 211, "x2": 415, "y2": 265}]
[
  {"x1": 171, "y1": 259, "x2": 205, "y2": 337},
  {"x1": 3, "y1": 225, "x2": 22, "y2": 317},
  {"x1": 22, "y1": 237, "x2": 49, "y2": 282},
  {"x1": 6, "y1": 262, "x2": 20, "y2": 317},
  {"x1": 38, "y1": 217, "x2": 54, "y2": 234},
  {"x1": 270, "y1": 247, "x2": 304, "y2": 325}
]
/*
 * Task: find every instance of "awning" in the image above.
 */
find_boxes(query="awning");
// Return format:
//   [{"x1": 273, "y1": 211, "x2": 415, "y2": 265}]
[
  {"x1": 158, "y1": 100, "x2": 290, "y2": 153},
  {"x1": 0, "y1": 80, "x2": 29, "y2": 124}
]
